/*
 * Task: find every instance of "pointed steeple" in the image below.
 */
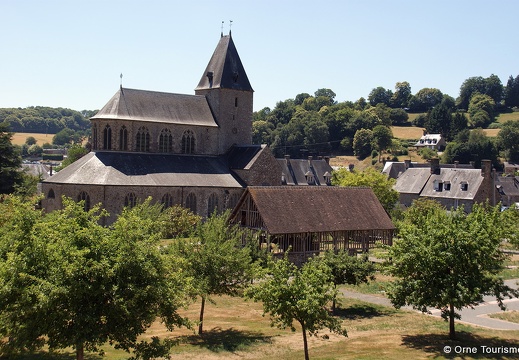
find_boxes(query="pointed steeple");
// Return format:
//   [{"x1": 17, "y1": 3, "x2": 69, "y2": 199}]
[{"x1": 195, "y1": 34, "x2": 253, "y2": 92}]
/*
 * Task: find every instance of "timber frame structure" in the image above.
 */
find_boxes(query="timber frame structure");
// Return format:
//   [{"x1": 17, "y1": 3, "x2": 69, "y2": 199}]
[{"x1": 229, "y1": 186, "x2": 395, "y2": 266}]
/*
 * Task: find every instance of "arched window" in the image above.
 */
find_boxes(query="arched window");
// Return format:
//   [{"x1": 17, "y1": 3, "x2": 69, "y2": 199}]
[
  {"x1": 124, "y1": 192, "x2": 137, "y2": 208},
  {"x1": 47, "y1": 188, "x2": 55, "y2": 199},
  {"x1": 161, "y1": 193, "x2": 174, "y2": 209},
  {"x1": 103, "y1": 125, "x2": 112, "y2": 150},
  {"x1": 136, "y1": 127, "x2": 150, "y2": 152},
  {"x1": 77, "y1": 191, "x2": 91, "y2": 211},
  {"x1": 159, "y1": 129, "x2": 173, "y2": 153},
  {"x1": 119, "y1": 126, "x2": 128, "y2": 151},
  {"x1": 92, "y1": 124, "x2": 98, "y2": 149},
  {"x1": 227, "y1": 193, "x2": 240, "y2": 210},
  {"x1": 207, "y1": 193, "x2": 219, "y2": 217},
  {"x1": 185, "y1": 193, "x2": 197, "y2": 214},
  {"x1": 182, "y1": 130, "x2": 195, "y2": 154}
]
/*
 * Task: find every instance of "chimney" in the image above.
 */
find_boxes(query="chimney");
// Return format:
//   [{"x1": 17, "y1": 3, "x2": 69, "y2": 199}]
[
  {"x1": 481, "y1": 159, "x2": 491, "y2": 179},
  {"x1": 404, "y1": 159, "x2": 411, "y2": 169},
  {"x1": 308, "y1": 156, "x2": 313, "y2": 167},
  {"x1": 284, "y1": 154, "x2": 290, "y2": 164},
  {"x1": 348, "y1": 163, "x2": 355, "y2": 172},
  {"x1": 454, "y1": 161, "x2": 459, "y2": 168},
  {"x1": 324, "y1": 156, "x2": 330, "y2": 164},
  {"x1": 430, "y1": 158, "x2": 440, "y2": 175}
]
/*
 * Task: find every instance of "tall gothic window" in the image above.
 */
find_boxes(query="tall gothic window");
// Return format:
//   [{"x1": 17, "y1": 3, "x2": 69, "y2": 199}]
[
  {"x1": 136, "y1": 127, "x2": 150, "y2": 152},
  {"x1": 185, "y1": 193, "x2": 197, "y2": 214},
  {"x1": 77, "y1": 191, "x2": 91, "y2": 211},
  {"x1": 124, "y1": 192, "x2": 137, "y2": 208},
  {"x1": 227, "y1": 193, "x2": 240, "y2": 210},
  {"x1": 159, "y1": 128, "x2": 173, "y2": 153},
  {"x1": 47, "y1": 189, "x2": 55, "y2": 199},
  {"x1": 161, "y1": 193, "x2": 174, "y2": 209},
  {"x1": 119, "y1": 126, "x2": 128, "y2": 151},
  {"x1": 92, "y1": 124, "x2": 98, "y2": 150},
  {"x1": 207, "y1": 193, "x2": 219, "y2": 217},
  {"x1": 103, "y1": 125, "x2": 112, "y2": 150},
  {"x1": 182, "y1": 130, "x2": 195, "y2": 154}
]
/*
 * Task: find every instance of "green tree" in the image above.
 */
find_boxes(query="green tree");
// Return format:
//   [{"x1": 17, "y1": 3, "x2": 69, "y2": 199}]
[
  {"x1": 391, "y1": 81, "x2": 412, "y2": 108},
  {"x1": 0, "y1": 197, "x2": 188, "y2": 360},
  {"x1": 352, "y1": 128, "x2": 373, "y2": 159},
  {"x1": 457, "y1": 75, "x2": 503, "y2": 110},
  {"x1": 318, "y1": 251, "x2": 375, "y2": 313},
  {"x1": 332, "y1": 167, "x2": 398, "y2": 213},
  {"x1": 468, "y1": 93, "x2": 495, "y2": 127},
  {"x1": 171, "y1": 211, "x2": 252, "y2": 335},
  {"x1": 161, "y1": 205, "x2": 201, "y2": 239},
  {"x1": 25, "y1": 136, "x2": 37, "y2": 145},
  {"x1": 408, "y1": 88, "x2": 443, "y2": 112},
  {"x1": 368, "y1": 86, "x2": 392, "y2": 106},
  {"x1": 52, "y1": 128, "x2": 82, "y2": 146},
  {"x1": 252, "y1": 120, "x2": 274, "y2": 145},
  {"x1": 425, "y1": 101, "x2": 452, "y2": 136},
  {"x1": 504, "y1": 74, "x2": 519, "y2": 108},
  {"x1": 497, "y1": 120, "x2": 519, "y2": 161},
  {"x1": 385, "y1": 200, "x2": 519, "y2": 340},
  {"x1": 0, "y1": 122, "x2": 22, "y2": 194},
  {"x1": 245, "y1": 255, "x2": 347, "y2": 360},
  {"x1": 27, "y1": 144, "x2": 43, "y2": 157},
  {"x1": 371, "y1": 125, "x2": 393, "y2": 161},
  {"x1": 56, "y1": 144, "x2": 89, "y2": 171}
]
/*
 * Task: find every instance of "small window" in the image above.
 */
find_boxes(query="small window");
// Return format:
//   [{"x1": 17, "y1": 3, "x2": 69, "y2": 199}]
[
  {"x1": 235, "y1": 97, "x2": 238, "y2": 107},
  {"x1": 124, "y1": 192, "x2": 137, "y2": 208},
  {"x1": 444, "y1": 182, "x2": 451, "y2": 191},
  {"x1": 433, "y1": 180, "x2": 443, "y2": 192},
  {"x1": 460, "y1": 182, "x2": 468, "y2": 191}
]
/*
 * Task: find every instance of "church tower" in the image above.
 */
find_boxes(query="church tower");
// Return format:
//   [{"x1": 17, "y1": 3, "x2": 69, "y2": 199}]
[{"x1": 195, "y1": 32, "x2": 253, "y2": 154}]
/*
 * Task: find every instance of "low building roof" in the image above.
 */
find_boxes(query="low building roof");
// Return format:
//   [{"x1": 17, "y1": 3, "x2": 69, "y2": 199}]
[
  {"x1": 394, "y1": 168, "x2": 431, "y2": 194},
  {"x1": 91, "y1": 87, "x2": 218, "y2": 127},
  {"x1": 420, "y1": 168, "x2": 483, "y2": 200},
  {"x1": 277, "y1": 158, "x2": 332, "y2": 185},
  {"x1": 237, "y1": 186, "x2": 394, "y2": 235},
  {"x1": 415, "y1": 134, "x2": 444, "y2": 147},
  {"x1": 43, "y1": 151, "x2": 242, "y2": 188}
]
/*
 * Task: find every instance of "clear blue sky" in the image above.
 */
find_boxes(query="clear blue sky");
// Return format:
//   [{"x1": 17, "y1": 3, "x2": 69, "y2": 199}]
[{"x1": 2, "y1": 0, "x2": 518, "y2": 112}]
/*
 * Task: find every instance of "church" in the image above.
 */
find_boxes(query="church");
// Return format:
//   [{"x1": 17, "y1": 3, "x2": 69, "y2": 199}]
[{"x1": 40, "y1": 32, "x2": 282, "y2": 222}]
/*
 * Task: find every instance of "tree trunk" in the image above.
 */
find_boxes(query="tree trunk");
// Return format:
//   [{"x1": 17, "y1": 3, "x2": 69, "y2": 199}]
[
  {"x1": 301, "y1": 323, "x2": 309, "y2": 360},
  {"x1": 449, "y1": 303, "x2": 456, "y2": 340},
  {"x1": 76, "y1": 342, "x2": 84, "y2": 360},
  {"x1": 198, "y1": 296, "x2": 206, "y2": 335},
  {"x1": 332, "y1": 284, "x2": 337, "y2": 314}
]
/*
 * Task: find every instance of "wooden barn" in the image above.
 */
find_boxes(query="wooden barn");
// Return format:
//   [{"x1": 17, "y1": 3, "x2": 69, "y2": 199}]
[{"x1": 229, "y1": 186, "x2": 395, "y2": 265}]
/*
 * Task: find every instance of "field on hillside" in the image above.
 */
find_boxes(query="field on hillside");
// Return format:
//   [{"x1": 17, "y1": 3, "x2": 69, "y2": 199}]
[
  {"x1": 11, "y1": 132, "x2": 54, "y2": 146},
  {"x1": 390, "y1": 126, "x2": 424, "y2": 140},
  {"x1": 497, "y1": 112, "x2": 519, "y2": 123},
  {"x1": 19, "y1": 293, "x2": 519, "y2": 360}
]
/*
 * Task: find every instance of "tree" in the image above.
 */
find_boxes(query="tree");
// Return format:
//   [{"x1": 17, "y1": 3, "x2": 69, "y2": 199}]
[
  {"x1": 27, "y1": 144, "x2": 43, "y2": 157},
  {"x1": 0, "y1": 122, "x2": 22, "y2": 194},
  {"x1": 332, "y1": 167, "x2": 398, "y2": 213},
  {"x1": 352, "y1": 128, "x2": 373, "y2": 159},
  {"x1": 56, "y1": 144, "x2": 89, "y2": 170},
  {"x1": 457, "y1": 75, "x2": 503, "y2": 110},
  {"x1": 0, "y1": 197, "x2": 188, "y2": 359},
  {"x1": 318, "y1": 251, "x2": 375, "y2": 313},
  {"x1": 25, "y1": 136, "x2": 37, "y2": 145},
  {"x1": 497, "y1": 120, "x2": 519, "y2": 161},
  {"x1": 391, "y1": 81, "x2": 411, "y2": 108},
  {"x1": 171, "y1": 211, "x2": 253, "y2": 335},
  {"x1": 371, "y1": 125, "x2": 393, "y2": 161},
  {"x1": 424, "y1": 101, "x2": 452, "y2": 136},
  {"x1": 468, "y1": 93, "x2": 495, "y2": 127},
  {"x1": 245, "y1": 255, "x2": 347, "y2": 360},
  {"x1": 385, "y1": 199, "x2": 519, "y2": 340},
  {"x1": 389, "y1": 108, "x2": 409, "y2": 126},
  {"x1": 252, "y1": 120, "x2": 273, "y2": 145},
  {"x1": 504, "y1": 74, "x2": 519, "y2": 108},
  {"x1": 52, "y1": 128, "x2": 82, "y2": 146},
  {"x1": 408, "y1": 88, "x2": 443, "y2": 112},
  {"x1": 368, "y1": 86, "x2": 392, "y2": 107}
]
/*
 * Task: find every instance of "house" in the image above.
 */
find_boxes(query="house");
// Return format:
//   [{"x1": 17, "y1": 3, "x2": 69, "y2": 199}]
[
  {"x1": 383, "y1": 160, "x2": 473, "y2": 180},
  {"x1": 495, "y1": 175, "x2": 519, "y2": 208},
  {"x1": 414, "y1": 133, "x2": 446, "y2": 151},
  {"x1": 278, "y1": 155, "x2": 333, "y2": 186},
  {"x1": 394, "y1": 158, "x2": 498, "y2": 211},
  {"x1": 229, "y1": 186, "x2": 395, "y2": 266},
  {"x1": 40, "y1": 32, "x2": 282, "y2": 222}
]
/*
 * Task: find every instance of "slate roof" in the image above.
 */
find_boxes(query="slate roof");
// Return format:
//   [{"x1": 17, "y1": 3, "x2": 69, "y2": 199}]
[
  {"x1": 496, "y1": 176, "x2": 519, "y2": 197},
  {"x1": 226, "y1": 144, "x2": 264, "y2": 170},
  {"x1": 44, "y1": 151, "x2": 242, "y2": 188},
  {"x1": 195, "y1": 34, "x2": 253, "y2": 92},
  {"x1": 91, "y1": 87, "x2": 218, "y2": 127},
  {"x1": 277, "y1": 158, "x2": 333, "y2": 185},
  {"x1": 237, "y1": 186, "x2": 394, "y2": 235},
  {"x1": 395, "y1": 167, "x2": 484, "y2": 200}
]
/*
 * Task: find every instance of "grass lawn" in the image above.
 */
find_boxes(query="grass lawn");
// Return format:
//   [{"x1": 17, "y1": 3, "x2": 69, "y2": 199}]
[
  {"x1": 497, "y1": 112, "x2": 519, "y2": 124},
  {"x1": 489, "y1": 311, "x2": 519, "y2": 324},
  {"x1": 391, "y1": 126, "x2": 424, "y2": 140},
  {"x1": 11, "y1": 293, "x2": 519, "y2": 360}
]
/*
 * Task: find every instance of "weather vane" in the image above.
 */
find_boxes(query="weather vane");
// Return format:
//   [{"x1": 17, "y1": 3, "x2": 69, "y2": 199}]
[
  {"x1": 120, "y1": 73, "x2": 123, "y2": 87},
  {"x1": 229, "y1": 20, "x2": 233, "y2": 32}
]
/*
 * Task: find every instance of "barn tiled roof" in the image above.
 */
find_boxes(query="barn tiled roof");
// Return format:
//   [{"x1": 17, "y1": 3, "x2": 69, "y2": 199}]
[
  {"x1": 195, "y1": 34, "x2": 253, "y2": 92},
  {"x1": 241, "y1": 186, "x2": 394, "y2": 234},
  {"x1": 44, "y1": 151, "x2": 242, "y2": 188},
  {"x1": 91, "y1": 87, "x2": 218, "y2": 127}
]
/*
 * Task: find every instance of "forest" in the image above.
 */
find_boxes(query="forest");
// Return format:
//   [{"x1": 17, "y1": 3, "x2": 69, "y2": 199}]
[{"x1": 251, "y1": 74, "x2": 519, "y2": 162}]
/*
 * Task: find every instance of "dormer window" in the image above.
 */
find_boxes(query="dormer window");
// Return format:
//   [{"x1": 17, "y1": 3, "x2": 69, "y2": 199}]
[
  {"x1": 323, "y1": 171, "x2": 332, "y2": 185},
  {"x1": 433, "y1": 180, "x2": 443, "y2": 192},
  {"x1": 444, "y1": 181, "x2": 451, "y2": 191},
  {"x1": 460, "y1": 182, "x2": 468, "y2": 191},
  {"x1": 305, "y1": 171, "x2": 314, "y2": 185}
]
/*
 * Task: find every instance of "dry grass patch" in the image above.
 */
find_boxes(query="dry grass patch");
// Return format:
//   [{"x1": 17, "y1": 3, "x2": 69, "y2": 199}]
[
  {"x1": 489, "y1": 311, "x2": 519, "y2": 324},
  {"x1": 11, "y1": 132, "x2": 54, "y2": 146},
  {"x1": 391, "y1": 126, "x2": 425, "y2": 140},
  {"x1": 497, "y1": 113, "x2": 519, "y2": 124}
]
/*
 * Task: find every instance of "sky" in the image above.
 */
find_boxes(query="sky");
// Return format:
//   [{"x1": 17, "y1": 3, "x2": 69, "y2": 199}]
[{"x1": 1, "y1": 0, "x2": 518, "y2": 112}]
